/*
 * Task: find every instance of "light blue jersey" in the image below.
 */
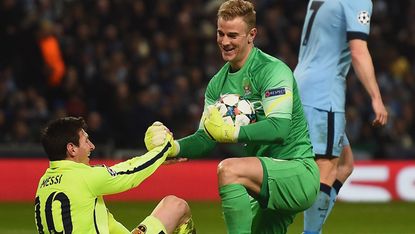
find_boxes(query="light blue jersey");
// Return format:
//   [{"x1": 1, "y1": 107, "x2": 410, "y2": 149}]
[{"x1": 294, "y1": 0, "x2": 372, "y2": 112}]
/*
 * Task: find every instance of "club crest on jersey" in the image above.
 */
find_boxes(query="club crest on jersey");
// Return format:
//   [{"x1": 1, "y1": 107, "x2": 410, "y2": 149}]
[
  {"x1": 265, "y1": 88, "x2": 285, "y2": 98},
  {"x1": 242, "y1": 77, "x2": 252, "y2": 96}
]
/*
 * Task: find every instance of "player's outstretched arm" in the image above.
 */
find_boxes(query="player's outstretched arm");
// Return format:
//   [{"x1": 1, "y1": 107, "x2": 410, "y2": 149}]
[
  {"x1": 87, "y1": 134, "x2": 175, "y2": 195},
  {"x1": 350, "y1": 39, "x2": 388, "y2": 126}
]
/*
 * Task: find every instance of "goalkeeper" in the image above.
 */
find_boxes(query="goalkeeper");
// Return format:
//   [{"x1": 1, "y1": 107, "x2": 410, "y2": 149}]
[
  {"x1": 34, "y1": 117, "x2": 195, "y2": 234},
  {"x1": 145, "y1": 1, "x2": 319, "y2": 233}
]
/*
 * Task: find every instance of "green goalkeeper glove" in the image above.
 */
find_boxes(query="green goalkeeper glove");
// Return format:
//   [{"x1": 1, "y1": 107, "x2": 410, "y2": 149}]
[
  {"x1": 144, "y1": 121, "x2": 179, "y2": 157},
  {"x1": 203, "y1": 106, "x2": 239, "y2": 143}
]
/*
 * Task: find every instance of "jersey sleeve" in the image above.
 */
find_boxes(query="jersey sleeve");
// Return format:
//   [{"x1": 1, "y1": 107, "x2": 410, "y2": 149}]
[
  {"x1": 238, "y1": 61, "x2": 294, "y2": 144},
  {"x1": 238, "y1": 117, "x2": 291, "y2": 144},
  {"x1": 177, "y1": 129, "x2": 216, "y2": 158},
  {"x1": 342, "y1": 0, "x2": 372, "y2": 40},
  {"x1": 258, "y1": 62, "x2": 294, "y2": 120},
  {"x1": 85, "y1": 141, "x2": 172, "y2": 196}
]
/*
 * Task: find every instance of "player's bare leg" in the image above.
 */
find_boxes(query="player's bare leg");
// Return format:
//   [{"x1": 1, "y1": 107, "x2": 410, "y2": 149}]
[
  {"x1": 315, "y1": 157, "x2": 339, "y2": 186},
  {"x1": 218, "y1": 157, "x2": 263, "y2": 192},
  {"x1": 132, "y1": 195, "x2": 195, "y2": 234},
  {"x1": 217, "y1": 157, "x2": 263, "y2": 234},
  {"x1": 336, "y1": 145, "x2": 354, "y2": 183},
  {"x1": 320, "y1": 145, "x2": 354, "y2": 228}
]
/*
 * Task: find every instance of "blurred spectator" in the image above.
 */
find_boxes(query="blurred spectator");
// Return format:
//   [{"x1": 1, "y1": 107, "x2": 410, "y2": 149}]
[
  {"x1": 0, "y1": 0, "x2": 413, "y2": 159},
  {"x1": 38, "y1": 19, "x2": 66, "y2": 88}
]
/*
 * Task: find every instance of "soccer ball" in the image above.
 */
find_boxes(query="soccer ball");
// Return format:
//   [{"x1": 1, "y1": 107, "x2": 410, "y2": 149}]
[
  {"x1": 357, "y1": 11, "x2": 370, "y2": 25},
  {"x1": 214, "y1": 94, "x2": 256, "y2": 127}
]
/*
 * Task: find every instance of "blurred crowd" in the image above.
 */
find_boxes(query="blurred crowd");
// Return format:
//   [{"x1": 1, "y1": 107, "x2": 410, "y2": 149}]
[{"x1": 0, "y1": 0, "x2": 414, "y2": 159}]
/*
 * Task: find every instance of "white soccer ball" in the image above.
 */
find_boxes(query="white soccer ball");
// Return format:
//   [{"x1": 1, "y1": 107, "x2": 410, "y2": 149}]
[
  {"x1": 214, "y1": 94, "x2": 256, "y2": 127},
  {"x1": 357, "y1": 11, "x2": 370, "y2": 25}
]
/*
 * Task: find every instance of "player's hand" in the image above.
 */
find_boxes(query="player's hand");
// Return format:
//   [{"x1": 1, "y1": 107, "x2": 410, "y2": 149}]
[
  {"x1": 371, "y1": 98, "x2": 388, "y2": 126},
  {"x1": 145, "y1": 122, "x2": 179, "y2": 157},
  {"x1": 203, "y1": 105, "x2": 239, "y2": 143},
  {"x1": 144, "y1": 121, "x2": 169, "y2": 150}
]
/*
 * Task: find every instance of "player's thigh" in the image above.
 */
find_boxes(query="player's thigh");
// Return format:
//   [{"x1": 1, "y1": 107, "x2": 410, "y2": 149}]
[
  {"x1": 218, "y1": 157, "x2": 263, "y2": 194},
  {"x1": 260, "y1": 157, "x2": 320, "y2": 212},
  {"x1": 303, "y1": 106, "x2": 346, "y2": 157},
  {"x1": 339, "y1": 136, "x2": 353, "y2": 168}
]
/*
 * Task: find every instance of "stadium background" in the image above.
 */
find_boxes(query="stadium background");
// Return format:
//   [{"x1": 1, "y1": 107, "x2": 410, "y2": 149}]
[{"x1": 0, "y1": 0, "x2": 414, "y2": 233}]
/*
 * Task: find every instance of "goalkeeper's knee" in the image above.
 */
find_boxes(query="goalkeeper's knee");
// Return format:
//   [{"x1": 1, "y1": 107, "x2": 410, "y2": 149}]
[{"x1": 173, "y1": 217, "x2": 196, "y2": 234}]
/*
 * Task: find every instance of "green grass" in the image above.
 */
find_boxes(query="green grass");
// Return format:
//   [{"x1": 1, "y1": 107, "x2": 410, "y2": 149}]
[{"x1": 1, "y1": 201, "x2": 414, "y2": 234}]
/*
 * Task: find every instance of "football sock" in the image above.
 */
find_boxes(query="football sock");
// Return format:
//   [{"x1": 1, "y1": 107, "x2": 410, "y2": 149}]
[
  {"x1": 173, "y1": 217, "x2": 196, "y2": 234},
  {"x1": 303, "y1": 183, "x2": 331, "y2": 234},
  {"x1": 323, "y1": 179, "x2": 343, "y2": 223},
  {"x1": 219, "y1": 184, "x2": 252, "y2": 234}
]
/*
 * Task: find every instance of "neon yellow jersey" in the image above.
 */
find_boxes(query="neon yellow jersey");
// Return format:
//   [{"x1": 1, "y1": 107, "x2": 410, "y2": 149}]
[{"x1": 34, "y1": 142, "x2": 172, "y2": 234}]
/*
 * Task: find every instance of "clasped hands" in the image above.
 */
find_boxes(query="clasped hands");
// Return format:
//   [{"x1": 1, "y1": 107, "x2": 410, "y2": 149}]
[
  {"x1": 144, "y1": 121, "x2": 179, "y2": 158},
  {"x1": 145, "y1": 105, "x2": 238, "y2": 158}
]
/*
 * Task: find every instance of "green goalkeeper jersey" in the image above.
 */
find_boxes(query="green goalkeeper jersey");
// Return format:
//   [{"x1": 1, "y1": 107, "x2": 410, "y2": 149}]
[
  {"x1": 34, "y1": 142, "x2": 172, "y2": 234},
  {"x1": 178, "y1": 47, "x2": 313, "y2": 160}
]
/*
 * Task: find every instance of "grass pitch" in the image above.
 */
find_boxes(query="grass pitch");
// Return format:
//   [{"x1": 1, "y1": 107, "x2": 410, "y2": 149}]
[{"x1": 1, "y1": 201, "x2": 414, "y2": 234}]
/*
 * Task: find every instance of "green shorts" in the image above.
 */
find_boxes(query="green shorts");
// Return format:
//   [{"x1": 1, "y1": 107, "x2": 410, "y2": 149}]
[{"x1": 251, "y1": 157, "x2": 319, "y2": 234}]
